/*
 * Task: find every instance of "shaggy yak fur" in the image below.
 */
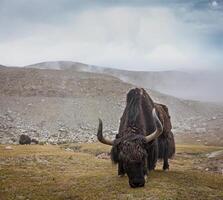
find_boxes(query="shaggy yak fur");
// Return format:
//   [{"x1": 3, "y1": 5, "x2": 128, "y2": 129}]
[
  {"x1": 154, "y1": 103, "x2": 175, "y2": 170},
  {"x1": 97, "y1": 88, "x2": 175, "y2": 188}
]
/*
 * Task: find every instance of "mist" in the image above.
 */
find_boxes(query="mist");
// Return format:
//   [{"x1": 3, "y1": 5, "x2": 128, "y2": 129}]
[
  {"x1": 105, "y1": 68, "x2": 223, "y2": 102},
  {"x1": 0, "y1": 0, "x2": 223, "y2": 71}
]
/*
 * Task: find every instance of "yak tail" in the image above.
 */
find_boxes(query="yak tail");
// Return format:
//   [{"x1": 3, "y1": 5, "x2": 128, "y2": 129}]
[{"x1": 158, "y1": 131, "x2": 175, "y2": 159}]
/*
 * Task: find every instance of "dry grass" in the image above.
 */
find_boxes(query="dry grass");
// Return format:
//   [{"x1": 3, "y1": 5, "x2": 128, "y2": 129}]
[{"x1": 0, "y1": 144, "x2": 223, "y2": 200}]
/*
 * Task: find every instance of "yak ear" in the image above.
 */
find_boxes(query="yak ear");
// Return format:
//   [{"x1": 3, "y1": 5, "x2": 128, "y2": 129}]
[
  {"x1": 110, "y1": 140, "x2": 121, "y2": 164},
  {"x1": 111, "y1": 146, "x2": 119, "y2": 164}
]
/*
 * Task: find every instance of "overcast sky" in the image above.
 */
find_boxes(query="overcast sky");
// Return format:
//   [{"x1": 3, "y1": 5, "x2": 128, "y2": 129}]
[{"x1": 0, "y1": 0, "x2": 223, "y2": 70}]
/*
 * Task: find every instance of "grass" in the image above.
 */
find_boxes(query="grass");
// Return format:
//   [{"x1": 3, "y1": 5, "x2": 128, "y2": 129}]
[{"x1": 0, "y1": 144, "x2": 223, "y2": 200}]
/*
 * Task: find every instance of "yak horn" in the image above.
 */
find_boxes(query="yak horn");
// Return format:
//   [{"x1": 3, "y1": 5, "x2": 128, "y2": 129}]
[
  {"x1": 97, "y1": 118, "x2": 114, "y2": 146},
  {"x1": 145, "y1": 108, "x2": 163, "y2": 143}
]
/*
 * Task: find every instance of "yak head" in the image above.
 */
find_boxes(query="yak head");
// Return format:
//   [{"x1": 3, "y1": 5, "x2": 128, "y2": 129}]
[
  {"x1": 97, "y1": 108, "x2": 162, "y2": 188},
  {"x1": 112, "y1": 134, "x2": 148, "y2": 188}
]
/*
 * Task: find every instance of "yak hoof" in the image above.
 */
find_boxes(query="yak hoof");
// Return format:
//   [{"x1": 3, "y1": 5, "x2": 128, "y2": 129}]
[
  {"x1": 163, "y1": 167, "x2": 169, "y2": 171},
  {"x1": 163, "y1": 164, "x2": 169, "y2": 171}
]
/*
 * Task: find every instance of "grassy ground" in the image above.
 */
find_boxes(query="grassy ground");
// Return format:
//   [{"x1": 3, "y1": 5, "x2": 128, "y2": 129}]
[{"x1": 0, "y1": 143, "x2": 223, "y2": 200}]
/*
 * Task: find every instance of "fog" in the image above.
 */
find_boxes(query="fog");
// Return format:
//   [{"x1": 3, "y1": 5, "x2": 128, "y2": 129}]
[
  {"x1": 24, "y1": 61, "x2": 223, "y2": 102},
  {"x1": 106, "y1": 68, "x2": 223, "y2": 103},
  {"x1": 0, "y1": 0, "x2": 223, "y2": 71},
  {"x1": 143, "y1": 70, "x2": 223, "y2": 102}
]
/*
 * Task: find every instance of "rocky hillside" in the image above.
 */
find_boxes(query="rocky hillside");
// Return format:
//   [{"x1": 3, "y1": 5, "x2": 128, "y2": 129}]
[
  {"x1": 26, "y1": 61, "x2": 223, "y2": 102},
  {"x1": 0, "y1": 66, "x2": 223, "y2": 145}
]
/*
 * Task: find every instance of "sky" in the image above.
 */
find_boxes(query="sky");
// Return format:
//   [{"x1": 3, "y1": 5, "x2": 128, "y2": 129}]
[{"x1": 0, "y1": 0, "x2": 223, "y2": 71}]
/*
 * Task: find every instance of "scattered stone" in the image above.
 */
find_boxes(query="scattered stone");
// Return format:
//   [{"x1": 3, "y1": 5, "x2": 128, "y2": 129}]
[
  {"x1": 5, "y1": 146, "x2": 13, "y2": 150},
  {"x1": 16, "y1": 195, "x2": 25, "y2": 200},
  {"x1": 65, "y1": 148, "x2": 73, "y2": 152},
  {"x1": 195, "y1": 128, "x2": 206, "y2": 134},
  {"x1": 31, "y1": 138, "x2": 39, "y2": 144},
  {"x1": 96, "y1": 153, "x2": 110, "y2": 160},
  {"x1": 207, "y1": 150, "x2": 223, "y2": 158}
]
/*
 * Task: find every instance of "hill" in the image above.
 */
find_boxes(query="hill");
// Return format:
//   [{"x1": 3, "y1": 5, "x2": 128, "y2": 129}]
[
  {"x1": 0, "y1": 66, "x2": 223, "y2": 145},
  {"x1": 26, "y1": 61, "x2": 223, "y2": 102}
]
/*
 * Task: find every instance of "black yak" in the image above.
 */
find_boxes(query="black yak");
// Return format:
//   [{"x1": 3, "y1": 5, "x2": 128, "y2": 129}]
[{"x1": 97, "y1": 88, "x2": 175, "y2": 188}]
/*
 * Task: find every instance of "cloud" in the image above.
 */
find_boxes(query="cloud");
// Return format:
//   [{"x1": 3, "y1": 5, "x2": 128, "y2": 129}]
[
  {"x1": 0, "y1": 1, "x2": 223, "y2": 70},
  {"x1": 211, "y1": 1, "x2": 218, "y2": 8}
]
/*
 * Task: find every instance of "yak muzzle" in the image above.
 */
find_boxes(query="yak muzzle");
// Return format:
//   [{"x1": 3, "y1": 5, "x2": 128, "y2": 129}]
[{"x1": 129, "y1": 179, "x2": 145, "y2": 188}]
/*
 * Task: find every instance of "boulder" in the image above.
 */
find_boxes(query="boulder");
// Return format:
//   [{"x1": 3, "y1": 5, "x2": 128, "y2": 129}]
[
  {"x1": 31, "y1": 138, "x2": 39, "y2": 144},
  {"x1": 19, "y1": 134, "x2": 31, "y2": 145}
]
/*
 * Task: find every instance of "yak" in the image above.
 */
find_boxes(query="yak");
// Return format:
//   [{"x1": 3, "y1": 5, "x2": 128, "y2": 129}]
[{"x1": 97, "y1": 88, "x2": 175, "y2": 188}]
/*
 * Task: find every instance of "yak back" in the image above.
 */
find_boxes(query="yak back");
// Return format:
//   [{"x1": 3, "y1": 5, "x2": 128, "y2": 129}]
[
  {"x1": 117, "y1": 88, "x2": 156, "y2": 138},
  {"x1": 154, "y1": 103, "x2": 172, "y2": 136}
]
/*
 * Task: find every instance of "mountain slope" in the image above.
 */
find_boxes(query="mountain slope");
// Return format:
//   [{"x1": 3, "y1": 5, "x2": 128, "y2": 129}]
[
  {"x1": 0, "y1": 66, "x2": 223, "y2": 145},
  {"x1": 25, "y1": 61, "x2": 223, "y2": 102}
]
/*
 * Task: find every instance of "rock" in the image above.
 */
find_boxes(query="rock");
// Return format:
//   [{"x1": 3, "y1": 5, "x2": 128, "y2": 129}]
[
  {"x1": 5, "y1": 146, "x2": 13, "y2": 150},
  {"x1": 195, "y1": 128, "x2": 206, "y2": 134},
  {"x1": 8, "y1": 140, "x2": 15, "y2": 144},
  {"x1": 65, "y1": 148, "x2": 73, "y2": 152},
  {"x1": 19, "y1": 134, "x2": 31, "y2": 145},
  {"x1": 20, "y1": 129, "x2": 27, "y2": 133},
  {"x1": 96, "y1": 153, "x2": 110, "y2": 159},
  {"x1": 47, "y1": 138, "x2": 57, "y2": 144},
  {"x1": 207, "y1": 150, "x2": 223, "y2": 158},
  {"x1": 112, "y1": 130, "x2": 118, "y2": 134},
  {"x1": 16, "y1": 195, "x2": 25, "y2": 200},
  {"x1": 31, "y1": 138, "x2": 39, "y2": 144}
]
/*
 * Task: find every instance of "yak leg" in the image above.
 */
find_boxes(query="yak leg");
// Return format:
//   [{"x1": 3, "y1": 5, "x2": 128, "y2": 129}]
[
  {"x1": 162, "y1": 138, "x2": 169, "y2": 170},
  {"x1": 147, "y1": 140, "x2": 158, "y2": 171},
  {"x1": 158, "y1": 136, "x2": 169, "y2": 170},
  {"x1": 118, "y1": 162, "x2": 125, "y2": 177},
  {"x1": 158, "y1": 131, "x2": 175, "y2": 171},
  {"x1": 163, "y1": 150, "x2": 169, "y2": 170},
  {"x1": 162, "y1": 139, "x2": 169, "y2": 170}
]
